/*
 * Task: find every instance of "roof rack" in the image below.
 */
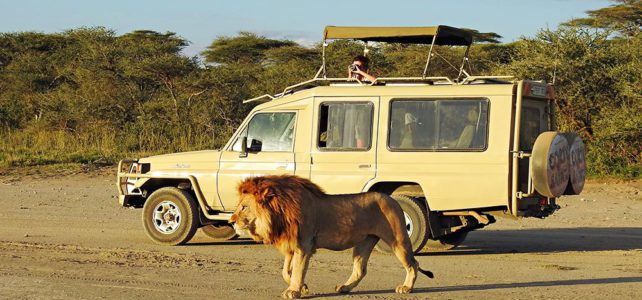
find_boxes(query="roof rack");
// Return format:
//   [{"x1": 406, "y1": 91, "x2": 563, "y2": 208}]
[{"x1": 242, "y1": 75, "x2": 461, "y2": 104}]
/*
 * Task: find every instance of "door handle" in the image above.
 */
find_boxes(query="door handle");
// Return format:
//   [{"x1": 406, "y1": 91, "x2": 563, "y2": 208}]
[
  {"x1": 276, "y1": 164, "x2": 288, "y2": 170},
  {"x1": 358, "y1": 164, "x2": 371, "y2": 169}
]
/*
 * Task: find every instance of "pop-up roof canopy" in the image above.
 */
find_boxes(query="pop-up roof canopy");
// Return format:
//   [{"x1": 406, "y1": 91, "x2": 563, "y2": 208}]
[
  {"x1": 242, "y1": 25, "x2": 511, "y2": 104},
  {"x1": 323, "y1": 25, "x2": 473, "y2": 46},
  {"x1": 318, "y1": 25, "x2": 474, "y2": 80}
]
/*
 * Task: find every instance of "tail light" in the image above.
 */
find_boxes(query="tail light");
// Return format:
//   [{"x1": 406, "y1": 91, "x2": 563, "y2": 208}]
[{"x1": 539, "y1": 197, "x2": 548, "y2": 206}]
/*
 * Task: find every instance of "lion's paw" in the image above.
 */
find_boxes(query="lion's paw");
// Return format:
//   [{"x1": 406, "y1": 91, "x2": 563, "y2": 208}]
[
  {"x1": 395, "y1": 285, "x2": 412, "y2": 294},
  {"x1": 301, "y1": 284, "x2": 310, "y2": 295},
  {"x1": 335, "y1": 284, "x2": 352, "y2": 294},
  {"x1": 282, "y1": 289, "x2": 302, "y2": 299}
]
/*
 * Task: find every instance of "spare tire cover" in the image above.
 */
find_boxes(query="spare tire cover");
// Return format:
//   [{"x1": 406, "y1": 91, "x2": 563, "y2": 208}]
[
  {"x1": 531, "y1": 132, "x2": 570, "y2": 197},
  {"x1": 562, "y1": 133, "x2": 586, "y2": 195}
]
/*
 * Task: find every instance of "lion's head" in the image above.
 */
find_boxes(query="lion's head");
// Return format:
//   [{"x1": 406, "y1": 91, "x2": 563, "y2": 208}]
[
  {"x1": 230, "y1": 175, "x2": 324, "y2": 247},
  {"x1": 229, "y1": 177, "x2": 264, "y2": 242}
]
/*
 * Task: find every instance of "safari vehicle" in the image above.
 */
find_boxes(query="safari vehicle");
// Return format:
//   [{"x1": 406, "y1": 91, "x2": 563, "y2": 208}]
[{"x1": 117, "y1": 26, "x2": 586, "y2": 252}]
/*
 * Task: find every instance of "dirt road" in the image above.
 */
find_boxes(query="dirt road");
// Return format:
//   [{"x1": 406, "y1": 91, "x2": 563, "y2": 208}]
[{"x1": 1, "y1": 170, "x2": 641, "y2": 299}]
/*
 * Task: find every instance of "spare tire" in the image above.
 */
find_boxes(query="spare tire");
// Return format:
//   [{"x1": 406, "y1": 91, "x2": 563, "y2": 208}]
[
  {"x1": 562, "y1": 133, "x2": 586, "y2": 195},
  {"x1": 531, "y1": 131, "x2": 571, "y2": 197}
]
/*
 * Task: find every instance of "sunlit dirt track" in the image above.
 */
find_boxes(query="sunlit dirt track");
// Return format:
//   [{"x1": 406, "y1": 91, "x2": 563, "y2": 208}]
[{"x1": 1, "y1": 172, "x2": 641, "y2": 299}]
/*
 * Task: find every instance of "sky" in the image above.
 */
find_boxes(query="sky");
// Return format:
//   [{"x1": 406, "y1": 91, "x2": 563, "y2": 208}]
[{"x1": 0, "y1": 0, "x2": 613, "y2": 57}]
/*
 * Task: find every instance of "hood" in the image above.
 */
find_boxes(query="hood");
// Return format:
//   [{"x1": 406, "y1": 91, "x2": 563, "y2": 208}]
[{"x1": 138, "y1": 150, "x2": 221, "y2": 173}]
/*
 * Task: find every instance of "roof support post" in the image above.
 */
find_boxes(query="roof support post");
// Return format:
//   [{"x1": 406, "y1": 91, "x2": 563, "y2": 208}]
[
  {"x1": 457, "y1": 45, "x2": 471, "y2": 81},
  {"x1": 422, "y1": 34, "x2": 438, "y2": 79},
  {"x1": 321, "y1": 39, "x2": 328, "y2": 79}
]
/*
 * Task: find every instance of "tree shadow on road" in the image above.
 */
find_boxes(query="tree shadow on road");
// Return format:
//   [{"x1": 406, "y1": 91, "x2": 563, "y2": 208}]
[
  {"x1": 419, "y1": 227, "x2": 642, "y2": 256},
  {"x1": 307, "y1": 276, "x2": 642, "y2": 298}
]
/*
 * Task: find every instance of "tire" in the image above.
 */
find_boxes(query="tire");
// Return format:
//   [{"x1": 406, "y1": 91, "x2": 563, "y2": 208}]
[
  {"x1": 375, "y1": 195, "x2": 428, "y2": 254},
  {"x1": 425, "y1": 231, "x2": 468, "y2": 251},
  {"x1": 201, "y1": 224, "x2": 238, "y2": 241},
  {"x1": 142, "y1": 187, "x2": 200, "y2": 246}
]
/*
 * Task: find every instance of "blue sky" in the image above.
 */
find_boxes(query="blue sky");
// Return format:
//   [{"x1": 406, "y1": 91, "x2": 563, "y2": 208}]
[{"x1": 0, "y1": 0, "x2": 613, "y2": 56}]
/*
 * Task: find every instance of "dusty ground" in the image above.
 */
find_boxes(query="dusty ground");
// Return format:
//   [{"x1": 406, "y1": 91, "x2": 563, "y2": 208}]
[{"x1": 0, "y1": 169, "x2": 641, "y2": 299}]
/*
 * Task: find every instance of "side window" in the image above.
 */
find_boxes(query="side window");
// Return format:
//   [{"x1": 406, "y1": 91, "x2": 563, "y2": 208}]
[
  {"x1": 389, "y1": 99, "x2": 488, "y2": 150},
  {"x1": 318, "y1": 102, "x2": 373, "y2": 151},
  {"x1": 437, "y1": 100, "x2": 489, "y2": 149},
  {"x1": 389, "y1": 101, "x2": 436, "y2": 149},
  {"x1": 231, "y1": 112, "x2": 296, "y2": 152}
]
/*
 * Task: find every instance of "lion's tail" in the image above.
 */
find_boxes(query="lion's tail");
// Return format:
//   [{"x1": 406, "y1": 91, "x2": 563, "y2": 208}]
[{"x1": 418, "y1": 267, "x2": 434, "y2": 279}]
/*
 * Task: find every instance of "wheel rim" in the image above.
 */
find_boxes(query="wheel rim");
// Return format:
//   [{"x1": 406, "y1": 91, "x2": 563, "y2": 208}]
[
  {"x1": 404, "y1": 211, "x2": 414, "y2": 236},
  {"x1": 152, "y1": 200, "x2": 182, "y2": 234}
]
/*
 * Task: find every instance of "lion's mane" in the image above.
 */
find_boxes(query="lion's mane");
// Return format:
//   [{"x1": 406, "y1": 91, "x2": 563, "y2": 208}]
[{"x1": 237, "y1": 175, "x2": 325, "y2": 247}]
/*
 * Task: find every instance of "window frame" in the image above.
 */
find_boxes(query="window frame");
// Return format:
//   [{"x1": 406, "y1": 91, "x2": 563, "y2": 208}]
[
  {"x1": 316, "y1": 101, "x2": 375, "y2": 152},
  {"x1": 386, "y1": 98, "x2": 491, "y2": 152},
  {"x1": 228, "y1": 111, "x2": 298, "y2": 153}
]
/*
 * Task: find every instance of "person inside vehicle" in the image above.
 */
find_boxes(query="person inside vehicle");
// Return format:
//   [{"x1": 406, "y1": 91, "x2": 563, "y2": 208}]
[
  {"x1": 348, "y1": 55, "x2": 377, "y2": 83},
  {"x1": 442, "y1": 107, "x2": 479, "y2": 149},
  {"x1": 400, "y1": 112, "x2": 417, "y2": 148}
]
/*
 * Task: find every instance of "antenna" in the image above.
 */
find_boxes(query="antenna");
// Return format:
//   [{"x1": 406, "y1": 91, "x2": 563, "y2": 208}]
[{"x1": 552, "y1": 43, "x2": 559, "y2": 85}]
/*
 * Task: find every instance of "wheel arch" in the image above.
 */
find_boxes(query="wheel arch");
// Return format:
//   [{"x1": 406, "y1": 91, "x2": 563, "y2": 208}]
[
  {"x1": 365, "y1": 180, "x2": 430, "y2": 209},
  {"x1": 133, "y1": 176, "x2": 213, "y2": 221}
]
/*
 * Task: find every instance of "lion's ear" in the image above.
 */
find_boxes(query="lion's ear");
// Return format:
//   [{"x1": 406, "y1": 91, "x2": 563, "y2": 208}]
[{"x1": 256, "y1": 182, "x2": 276, "y2": 204}]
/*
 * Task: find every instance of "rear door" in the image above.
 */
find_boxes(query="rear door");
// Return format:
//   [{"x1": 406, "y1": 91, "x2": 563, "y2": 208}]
[{"x1": 310, "y1": 97, "x2": 378, "y2": 194}]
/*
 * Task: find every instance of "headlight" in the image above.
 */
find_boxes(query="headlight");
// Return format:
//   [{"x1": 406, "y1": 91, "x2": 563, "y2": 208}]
[{"x1": 129, "y1": 163, "x2": 141, "y2": 174}]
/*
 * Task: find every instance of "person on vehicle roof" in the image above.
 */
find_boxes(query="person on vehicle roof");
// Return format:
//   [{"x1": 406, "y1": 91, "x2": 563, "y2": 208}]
[{"x1": 348, "y1": 55, "x2": 377, "y2": 83}]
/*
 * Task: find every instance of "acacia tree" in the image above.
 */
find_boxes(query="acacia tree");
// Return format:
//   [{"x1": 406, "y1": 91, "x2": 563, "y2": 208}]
[
  {"x1": 496, "y1": 26, "x2": 641, "y2": 176},
  {"x1": 563, "y1": 0, "x2": 642, "y2": 36}
]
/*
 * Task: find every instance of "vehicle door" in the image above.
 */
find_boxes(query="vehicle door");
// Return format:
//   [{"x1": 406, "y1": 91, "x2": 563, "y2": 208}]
[
  {"x1": 217, "y1": 111, "x2": 297, "y2": 210},
  {"x1": 310, "y1": 97, "x2": 378, "y2": 194}
]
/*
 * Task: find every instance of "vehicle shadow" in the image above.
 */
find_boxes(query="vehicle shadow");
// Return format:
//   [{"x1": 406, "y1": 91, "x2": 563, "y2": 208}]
[
  {"x1": 307, "y1": 276, "x2": 642, "y2": 298},
  {"x1": 418, "y1": 227, "x2": 642, "y2": 256},
  {"x1": 185, "y1": 227, "x2": 642, "y2": 252},
  {"x1": 186, "y1": 238, "x2": 258, "y2": 246}
]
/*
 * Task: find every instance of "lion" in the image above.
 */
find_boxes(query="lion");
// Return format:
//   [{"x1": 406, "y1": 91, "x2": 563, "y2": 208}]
[{"x1": 230, "y1": 175, "x2": 434, "y2": 299}]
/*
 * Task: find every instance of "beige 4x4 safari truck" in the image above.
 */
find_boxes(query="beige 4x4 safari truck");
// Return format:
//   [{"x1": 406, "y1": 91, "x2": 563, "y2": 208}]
[{"x1": 117, "y1": 26, "x2": 586, "y2": 252}]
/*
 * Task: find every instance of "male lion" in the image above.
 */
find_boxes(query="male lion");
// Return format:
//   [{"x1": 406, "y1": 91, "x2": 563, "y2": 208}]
[{"x1": 230, "y1": 175, "x2": 433, "y2": 299}]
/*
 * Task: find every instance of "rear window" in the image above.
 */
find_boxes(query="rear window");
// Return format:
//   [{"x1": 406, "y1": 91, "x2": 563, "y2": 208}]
[
  {"x1": 520, "y1": 100, "x2": 551, "y2": 151},
  {"x1": 389, "y1": 99, "x2": 489, "y2": 151}
]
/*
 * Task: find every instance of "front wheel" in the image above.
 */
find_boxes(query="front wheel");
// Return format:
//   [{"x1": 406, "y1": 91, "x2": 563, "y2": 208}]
[
  {"x1": 375, "y1": 195, "x2": 428, "y2": 254},
  {"x1": 142, "y1": 187, "x2": 199, "y2": 246}
]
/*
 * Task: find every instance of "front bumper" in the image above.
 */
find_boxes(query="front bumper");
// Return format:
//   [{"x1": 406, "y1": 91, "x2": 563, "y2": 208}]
[{"x1": 116, "y1": 159, "x2": 145, "y2": 207}]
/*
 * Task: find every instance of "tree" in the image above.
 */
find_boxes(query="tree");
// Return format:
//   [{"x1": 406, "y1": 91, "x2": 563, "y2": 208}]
[
  {"x1": 562, "y1": 0, "x2": 642, "y2": 36},
  {"x1": 495, "y1": 27, "x2": 641, "y2": 176},
  {"x1": 202, "y1": 32, "x2": 296, "y2": 65},
  {"x1": 462, "y1": 28, "x2": 503, "y2": 44}
]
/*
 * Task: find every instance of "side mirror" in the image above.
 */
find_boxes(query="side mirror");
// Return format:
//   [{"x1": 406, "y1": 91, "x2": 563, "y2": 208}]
[
  {"x1": 239, "y1": 136, "x2": 248, "y2": 158},
  {"x1": 249, "y1": 139, "x2": 263, "y2": 152}
]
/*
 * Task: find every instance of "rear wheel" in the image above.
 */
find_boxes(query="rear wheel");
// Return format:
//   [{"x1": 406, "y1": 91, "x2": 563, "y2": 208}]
[
  {"x1": 375, "y1": 195, "x2": 428, "y2": 254},
  {"x1": 201, "y1": 224, "x2": 238, "y2": 241},
  {"x1": 142, "y1": 187, "x2": 199, "y2": 246}
]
